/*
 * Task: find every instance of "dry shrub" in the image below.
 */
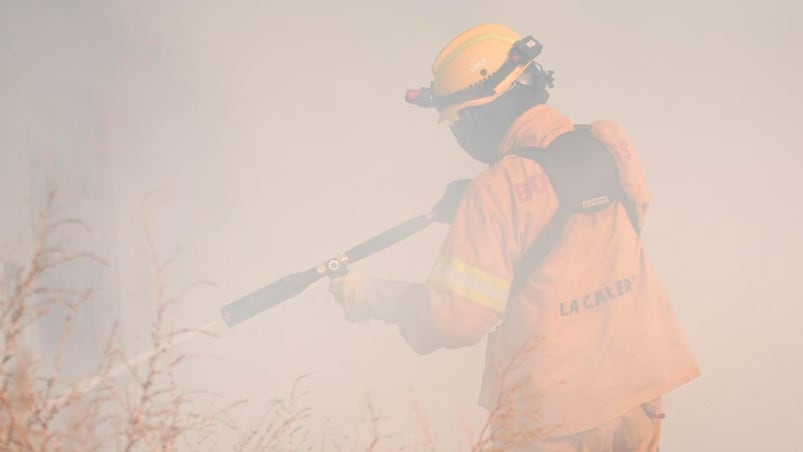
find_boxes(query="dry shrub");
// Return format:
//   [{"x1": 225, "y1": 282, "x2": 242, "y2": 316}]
[
  {"x1": 1, "y1": 190, "x2": 553, "y2": 452},
  {"x1": 0, "y1": 191, "x2": 313, "y2": 451},
  {"x1": 231, "y1": 374, "x2": 313, "y2": 452},
  {"x1": 469, "y1": 333, "x2": 551, "y2": 452},
  {"x1": 1, "y1": 190, "x2": 108, "y2": 451}
]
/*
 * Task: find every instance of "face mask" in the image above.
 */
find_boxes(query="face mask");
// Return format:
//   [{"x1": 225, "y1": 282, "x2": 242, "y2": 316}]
[
  {"x1": 449, "y1": 83, "x2": 550, "y2": 165},
  {"x1": 449, "y1": 113, "x2": 510, "y2": 165}
]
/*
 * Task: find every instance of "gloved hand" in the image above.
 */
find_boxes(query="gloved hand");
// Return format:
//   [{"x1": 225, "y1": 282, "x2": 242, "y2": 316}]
[{"x1": 328, "y1": 272, "x2": 379, "y2": 324}]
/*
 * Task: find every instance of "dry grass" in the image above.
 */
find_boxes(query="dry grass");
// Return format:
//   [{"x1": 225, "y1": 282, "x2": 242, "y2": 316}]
[
  {"x1": 232, "y1": 374, "x2": 313, "y2": 452},
  {"x1": 1, "y1": 190, "x2": 550, "y2": 451},
  {"x1": 0, "y1": 190, "x2": 396, "y2": 451},
  {"x1": 1, "y1": 190, "x2": 107, "y2": 451},
  {"x1": 469, "y1": 332, "x2": 553, "y2": 451},
  {"x1": 0, "y1": 190, "x2": 309, "y2": 451}
]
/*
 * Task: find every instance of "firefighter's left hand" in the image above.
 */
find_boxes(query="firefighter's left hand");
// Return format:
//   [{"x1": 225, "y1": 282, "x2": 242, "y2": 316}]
[{"x1": 328, "y1": 272, "x2": 378, "y2": 324}]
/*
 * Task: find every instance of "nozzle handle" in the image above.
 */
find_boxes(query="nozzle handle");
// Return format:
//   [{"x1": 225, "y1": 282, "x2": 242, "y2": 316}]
[
  {"x1": 220, "y1": 178, "x2": 472, "y2": 327},
  {"x1": 345, "y1": 214, "x2": 434, "y2": 263}
]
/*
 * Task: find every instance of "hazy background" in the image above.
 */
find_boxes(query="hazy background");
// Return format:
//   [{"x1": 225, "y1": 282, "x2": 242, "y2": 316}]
[{"x1": 2, "y1": 0, "x2": 802, "y2": 450}]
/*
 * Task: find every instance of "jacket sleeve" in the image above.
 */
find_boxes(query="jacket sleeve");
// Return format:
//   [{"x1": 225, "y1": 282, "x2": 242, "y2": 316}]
[{"x1": 373, "y1": 174, "x2": 517, "y2": 355}]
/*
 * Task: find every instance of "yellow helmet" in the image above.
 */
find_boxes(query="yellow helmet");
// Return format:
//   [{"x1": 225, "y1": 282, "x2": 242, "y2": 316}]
[{"x1": 405, "y1": 24, "x2": 547, "y2": 122}]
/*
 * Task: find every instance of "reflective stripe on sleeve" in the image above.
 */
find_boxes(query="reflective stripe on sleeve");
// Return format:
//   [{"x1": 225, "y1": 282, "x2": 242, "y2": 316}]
[{"x1": 427, "y1": 255, "x2": 511, "y2": 313}]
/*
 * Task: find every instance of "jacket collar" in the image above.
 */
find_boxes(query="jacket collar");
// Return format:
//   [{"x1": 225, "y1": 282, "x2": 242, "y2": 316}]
[{"x1": 497, "y1": 104, "x2": 575, "y2": 159}]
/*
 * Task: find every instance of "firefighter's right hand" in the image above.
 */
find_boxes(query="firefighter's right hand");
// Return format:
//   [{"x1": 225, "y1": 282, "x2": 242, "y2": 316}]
[{"x1": 328, "y1": 272, "x2": 378, "y2": 324}]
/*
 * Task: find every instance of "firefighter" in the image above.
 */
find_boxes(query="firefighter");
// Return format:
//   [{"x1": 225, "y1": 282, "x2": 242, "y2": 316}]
[{"x1": 329, "y1": 23, "x2": 700, "y2": 451}]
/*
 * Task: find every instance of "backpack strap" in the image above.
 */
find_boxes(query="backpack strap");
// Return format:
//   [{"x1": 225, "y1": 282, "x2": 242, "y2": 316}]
[
  {"x1": 509, "y1": 125, "x2": 640, "y2": 294},
  {"x1": 510, "y1": 201, "x2": 573, "y2": 294}
]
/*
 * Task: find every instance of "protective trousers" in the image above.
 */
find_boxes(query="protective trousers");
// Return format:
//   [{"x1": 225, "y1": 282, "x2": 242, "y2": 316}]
[{"x1": 495, "y1": 398, "x2": 664, "y2": 452}]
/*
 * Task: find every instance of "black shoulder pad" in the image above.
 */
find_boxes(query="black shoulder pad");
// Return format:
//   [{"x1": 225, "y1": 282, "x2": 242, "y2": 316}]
[
  {"x1": 509, "y1": 125, "x2": 640, "y2": 294},
  {"x1": 512, "y1": 127, "x2": 624, "y2": 213}
]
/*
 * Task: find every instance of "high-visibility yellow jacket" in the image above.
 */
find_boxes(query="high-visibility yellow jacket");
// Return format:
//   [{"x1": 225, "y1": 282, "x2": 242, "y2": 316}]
[{"x1": 384, "y1": 104, "x2": 700, "y2": 438}]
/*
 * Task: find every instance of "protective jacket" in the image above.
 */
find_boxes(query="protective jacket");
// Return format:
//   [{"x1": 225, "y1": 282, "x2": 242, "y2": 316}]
[{"x1": 372, "y1": 104, "x2": 700, "y2": 438}]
